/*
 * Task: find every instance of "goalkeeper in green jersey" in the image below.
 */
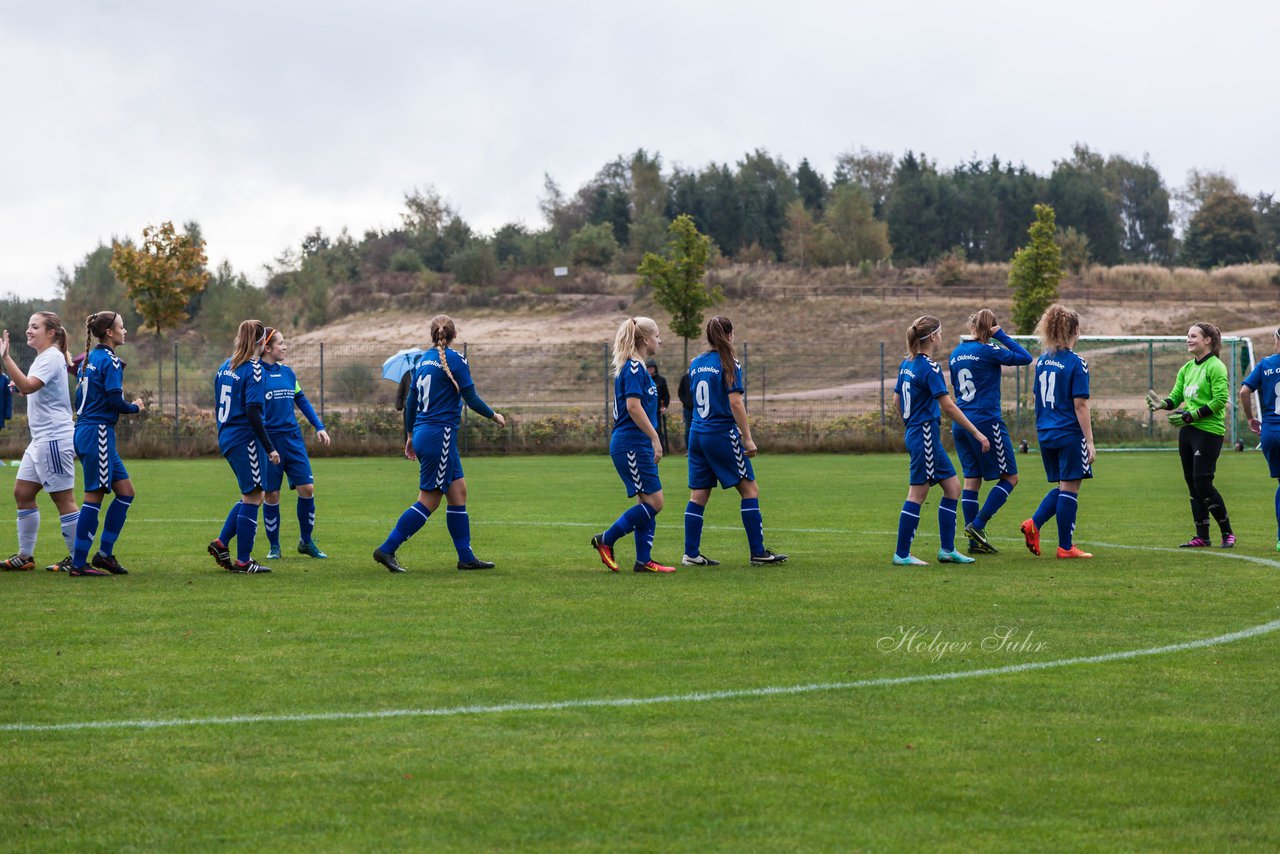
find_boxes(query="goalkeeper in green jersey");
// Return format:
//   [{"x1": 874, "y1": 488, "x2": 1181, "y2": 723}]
[{"x1": 1146, "y1": 322, "x2": 1236, "y2": 548}]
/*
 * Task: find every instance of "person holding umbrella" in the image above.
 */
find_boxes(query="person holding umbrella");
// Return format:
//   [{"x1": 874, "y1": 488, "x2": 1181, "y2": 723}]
[{"x1": 384, "y1": 347, "x2": 425, "y2": 411}]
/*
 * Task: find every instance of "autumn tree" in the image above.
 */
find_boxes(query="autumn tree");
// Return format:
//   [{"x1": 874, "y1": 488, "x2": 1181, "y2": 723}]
[
  {"x1": 636, "y1": 214, "x2": 721, "y2": 365},
  {"x1": 110, "y1": 221, "x2": 210, "y2": 341}
]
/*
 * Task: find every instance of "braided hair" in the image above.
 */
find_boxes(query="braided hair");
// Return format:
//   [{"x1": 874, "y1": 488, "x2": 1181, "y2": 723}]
[
  {"x1": 85, "y1": 311, "x2": 119, "y2": 357},
  {"x1": 430, "y1": 314, "x2": 460, "y2": 391}
]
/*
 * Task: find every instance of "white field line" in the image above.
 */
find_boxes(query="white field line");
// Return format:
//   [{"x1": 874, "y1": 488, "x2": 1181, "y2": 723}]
[{"x1": 2, "y1": 538, "x2": 1276, "y2": 735}]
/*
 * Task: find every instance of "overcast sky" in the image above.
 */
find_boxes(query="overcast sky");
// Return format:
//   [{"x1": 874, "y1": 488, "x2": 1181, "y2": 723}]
[{"x1": 2, "y1": 0, "x2": 1276, "y2": 300}]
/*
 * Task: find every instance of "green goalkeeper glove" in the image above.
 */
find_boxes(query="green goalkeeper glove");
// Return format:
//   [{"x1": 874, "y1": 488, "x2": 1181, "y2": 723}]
[
  {"x1": 1145, "y1": 390, "x2": 1165, "y2": 411},
  {"x1": 1169, "y1": 410, "x2": 1194, "y2": 425}
]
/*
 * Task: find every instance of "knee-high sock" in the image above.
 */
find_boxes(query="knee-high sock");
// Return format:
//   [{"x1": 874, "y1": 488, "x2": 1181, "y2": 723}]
[
  {"x1": 72, "y1": 502, "x2": 101, "y2": 567},
  {"x1": 895, "y1": 500, "x2": 922, "y2": 559},
  {"x1": 634, "y1": 514, "x2": 656, "y2": 564},
  {"x1": 977, "y1": 480, "x2": 1015, "y2": 527},
  {"x1": 17, "y1": 508, "x2": 39, "y2": 558},
  {"x1": 960, "y1": 489, "x2": 980, "y2": 528},
  {"x1": 741, "y1": 497, "x2": 765, "y2": 556},
  {"x1": 59, "y1": 510, "x2": 79, "y2": 555},
  {"x1": 235, "y1": 502, "x2": 259, "y2": 563},
  {"x1": 99, "y1": 495, "x2": 133, "y2": 556},
  {"x1": 603, "y1": 503, "x2": 654, "y2": 547},
  {"x1": 938, "y1": 497, "x2": 958, "y2": 552},
  {"x1": 263, "y1": 501, "x2": 281, "y2": 549},
  {"x1": 1055, "y1": 491, "x2": 1079, "y2": 550},
  {"x1": 380, "y1": 502, "x2": 431, "y2": 554},
  {"x1": 1274, "y1": 484, "x2": 1280, "y2": 541},
  {"x1": 218, "y1": 503, "x2": 240, "y2": 546},
  {"x1": 297, "y1": 496, "x2": 316, "y2": 542},
  {"x1": 1188, "y1": 495, "x2": 1210, "y2": 540},
  {"x1": 445, "y1": 505, "x2": 475, "y2": 562},
  {"x1": 1032, "y1": 488, "x2": 1060, "y2": 529},
  {"x1": 684, "y1": 501, "x2": 705, "y2": 557}
]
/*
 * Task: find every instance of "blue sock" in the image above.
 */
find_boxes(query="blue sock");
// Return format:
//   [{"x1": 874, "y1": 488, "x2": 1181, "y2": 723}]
[
  {"x1": 977, "y1": 480, "x2": 1014, "y2": 527},
  {"x1": 297, "y1": 496, "x2": 316, "y2": 542},
  {"x1": 1274, "y1": 485, "x2": 1280, "y2": 541},
  {"x1": 1056, "y1": 491, "x2": 1079, "y2": 549},
  {"x1": 98, "y1": 495, "x2": 133, "y2": 557},
  {"x1": 938, "y1": 497, "x2": 958, "y2": 552},
  {"x1": 380, "y1": 502, "x2": 431, "y2": 554},
  {"x1": 603, "y1": 503, "x2": 654, "y2": 547},
  {"x1": 741, "y1": 497, "x2": 765, "y2": 556},
  {"x1": 684, "y1": 502, "x2": 705, "y2": 558},
  {"x1": 72, "y1": 502, "x2": 102, "y2": 568},
  {"x1": 218, "y1": 503, "x2": 239, "y2": 546},
  {"x1": 1032, "y1": 488, "x2": 1060, "y2": 529},
  {"x1": 960, "y1": 489, "x2": 980, "y2": 528},
  {"x1": 445, "y1": 505, "x2": 475, "y2": 562},
  {"x1": 634, "y1": 514, "x2": 656, "y2": 564},
  {"x1": 235, "y1": 502, "x2": 260, "y2": 563},
  {"x1": 895, "y1": 500, "x2": 922, "y2": 559},
  {"x1": 263, "y1": 501, "x2": 281, "y2": 549}
]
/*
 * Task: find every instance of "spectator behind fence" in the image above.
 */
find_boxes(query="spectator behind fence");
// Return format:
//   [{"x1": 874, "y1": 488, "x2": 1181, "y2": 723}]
[
  {"x1": 647, "y1": 358, "x2": 670, "y2": 454},
  {"x1": 677, "y1": 366, "x2": 693, "y2": 452}
]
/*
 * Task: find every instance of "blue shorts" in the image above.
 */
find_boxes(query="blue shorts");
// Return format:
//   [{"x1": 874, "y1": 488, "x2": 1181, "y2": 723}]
[
  {"x1": 414, "y1": 424, "x2": 464, "y2": 492},
  {"x1": 1261, "y1": 427, "x2": 1280, "y2": 478},
  {"x1": 74, "y1": 424, "x2": 129, "y2": 493},
  {"x1": 264, "y1": 431, "x2": 314, "y2": 491},
  {"x1": 952, "y1": 418, "x2": 1017, "y2": 481},
  {"x1": 1039, "y1": 438, "x2": 1093, "y2": 483},
  {"x1": 905, "y1": 420, "x2": 956, "y2": 485},
  {"x1": 222, "y1": 438, "x2": 268, "y2": 494},
  {"x1": 610, "y1": 445, "x2": 662, "y2": 497},
  {"x1": 688, "y1": 427, "x2": 754, "y2": 489}
]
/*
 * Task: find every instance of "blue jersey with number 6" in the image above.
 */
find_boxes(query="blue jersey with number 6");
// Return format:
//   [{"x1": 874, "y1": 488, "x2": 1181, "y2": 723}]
[
  {"x1": 1034, "y1": 348, "x2": 1090, "y2": 446},
  {"x1": 895, "y1": 354, "x2": 948, "y2": 427},
  {"x1": 688, "y1": 351, "x2": 743, "y2": 434},
  {"x1": 948, "y1": 330, "x2": 1032, "y2": 422},
  {"x1": 1243, "y1": 353, "x2": 1280, "y2": 428},
  {"x1": 214, "y1": 358, "x2": 265, "y2": 448},
  {"x1": 406, "y1": 347, "x2": 475, "y2": 430}
]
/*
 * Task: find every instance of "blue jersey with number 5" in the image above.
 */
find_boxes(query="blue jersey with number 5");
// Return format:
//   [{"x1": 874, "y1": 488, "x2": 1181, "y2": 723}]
[
  {"x1": 895, "y1": 354, "x2": 948, "y2": 427},
  {"x1": 1243, "y1": 353, "x2": 1280, "y2": 428},
  {"x1": 948, "y1": 330, "x2": 1032, "y2": 422},
  {"x1": 214, "y1": 358, "x2": 265, "y2": 447},
  {"x1": 406, "y1": 347, "x2": 475, "y2": 430},
  {"x1": 688, "y1": 351, "x2": 743, "y2": 434},
  {"x1": 1034, "y1": 348, "x2": 1090, "y2": 446}
]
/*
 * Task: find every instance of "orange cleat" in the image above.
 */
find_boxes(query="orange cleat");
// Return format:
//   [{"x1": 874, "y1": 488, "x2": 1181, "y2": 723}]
[
  {"x1": 591, "y1": 534, "x2": 619, "y2": 572},
  {"x1": 1020, "y1": 519, "x2": 1040, "y2": 556},
  {"x1": 634, "y1": 560, "x2": 676, "y2": 573},
  {"x1": 1056, "y1": 546, "x2": 1093, "y2": 559}
]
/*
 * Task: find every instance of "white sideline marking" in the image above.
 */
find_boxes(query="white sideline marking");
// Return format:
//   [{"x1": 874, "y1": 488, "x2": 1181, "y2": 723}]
[{"x1": 4, "y1": 543, "x2": 1277, "y2": 735}]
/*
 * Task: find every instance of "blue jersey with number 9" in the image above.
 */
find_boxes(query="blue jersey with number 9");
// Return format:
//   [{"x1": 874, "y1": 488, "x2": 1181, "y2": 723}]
[{"x1": 688, "y1": 351, "x2": 743, "y2": 434}]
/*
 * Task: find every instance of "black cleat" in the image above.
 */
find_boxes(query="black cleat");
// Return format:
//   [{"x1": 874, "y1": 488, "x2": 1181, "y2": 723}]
[
  {"x1": 208, "y1": 540, "x2": 233, "y2": 571},
  {"x1": 750, "y1": 549, "x2": 789, "y2": 565},
  {"x1": 374, "y1": 548, "x2": 406, "y2": 573},
  {"x1": 681, "y1": 553, "x2": 721, "y2": 567},
  {"x1": 457, "y1": 558, "x2": 495, "y2": 570},
  {"x1": 231, "y1": 558, "x2": 272, "y2": 574},
  {"x1": 963, "y1": 524, "x2": 998, "y2": 554},
  {"x1": 45, "y1": 555, "x2": 72, "y2": 573},
  {"x1": 92, "y1": 553, "x2": 129, "y2": 575}
]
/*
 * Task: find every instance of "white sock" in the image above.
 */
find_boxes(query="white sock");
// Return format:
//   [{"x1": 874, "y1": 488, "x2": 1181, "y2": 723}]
[
  {"x1": 17, "y1": 508, "x2": 39, "y2": 557},
  {"x1": 60, "y1": 511, "x2": 80, "y2": 554}
]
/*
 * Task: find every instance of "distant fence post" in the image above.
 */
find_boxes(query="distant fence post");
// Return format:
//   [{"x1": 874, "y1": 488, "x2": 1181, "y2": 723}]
[
  {"x1": 1147, "y1": 341, "x2": 1154, "y2": 439},
  {"x1": 741, "y1": 342, "x2": 749, "y2": 405},
  {"x1": 879, "y1": 341, "x2": 886, "y2": 446},
  {"x1": 173, "y1": 342, "x2": 179, "y2": 440},
  {"x1": 603, "y1": 342, "x2": 610, "y2": 431},
  {"x1": 319, "y1": 342, "x2": 325, "y2": 422},
  {"x1": 462, "y1": 342, "x2": 469, "y2": 455}
]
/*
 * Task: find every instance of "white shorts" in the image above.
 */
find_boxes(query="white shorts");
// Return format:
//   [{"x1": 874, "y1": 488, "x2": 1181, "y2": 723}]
[{"x1": 17, "y1": 437, "x2": 76, "y2": 493}]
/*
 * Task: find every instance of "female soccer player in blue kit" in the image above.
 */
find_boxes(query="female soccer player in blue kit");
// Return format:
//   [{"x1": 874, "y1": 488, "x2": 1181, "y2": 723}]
[
  {"x1": 1239, "y1": 326, "x2": 1280, "y2": 551},
  {"x1": 893, "y1": 316, "x2": 991, "y2": 566},
  {"x1": 1020, "y1": 304, "x2": 1095, "y2": 559},
  {"x1": 681, "y1": 316, "x2": 786, "y2": 567},
  {"x1": 948, "y1": 309, "x2": 1033, "y2": 554},
  {"x1": 591, "y1": 316, "x2": 675, "y2": 573},
  {"x1": 373, "y1": 315, "x2": 506, "y2": 573},
  {"x1": 207, "y1": 319, "x2": 280, "y2": 574},
  {"x1": 259, "y1": 327, "x2": 331, "y2": 560},
  {"x1": 68, "y1": 311, "x2": 146, "y2": 575}
]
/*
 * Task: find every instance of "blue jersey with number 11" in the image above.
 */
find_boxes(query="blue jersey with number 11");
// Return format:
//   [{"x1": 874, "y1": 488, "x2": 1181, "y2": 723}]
[
  {"x1": 688, "y1": 351, "x2": 743, "y2": 434},
  {"x1": 407, "y1": 347, "x2": 475, "y2": 430},
  {"x1": 1034, "y1": 348, "x2": 1090, "y2": 446},
  {"x1": 1243, "y1": 353, "x2": 1280, "y2": 428}
]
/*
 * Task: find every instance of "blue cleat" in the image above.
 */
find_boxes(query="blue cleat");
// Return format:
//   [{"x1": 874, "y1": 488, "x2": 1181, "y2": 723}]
[
  {"x1": 938, "y1": 549, "x2": 976, "y2": 564},
  {"x1": 266, "y1": 543, "x2": 282, "y2": 560}
]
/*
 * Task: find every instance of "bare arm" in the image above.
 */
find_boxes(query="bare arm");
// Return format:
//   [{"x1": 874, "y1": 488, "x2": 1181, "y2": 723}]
[
  {"x1": 1240, "y1": 386, "x2": 1261, "y2": 434},
  {"x1": 1074, "y1": 397, "x2": 1096, "y2": 463},
  {"x1": 626, "y1": 397, "x2": 663, "y2": 463},
  {"x1": 728, "y1": 391, "x2": 756, "y2": 456},
  {"x1": 939, "y1": 394, "x2": 990, "y2": 452}
]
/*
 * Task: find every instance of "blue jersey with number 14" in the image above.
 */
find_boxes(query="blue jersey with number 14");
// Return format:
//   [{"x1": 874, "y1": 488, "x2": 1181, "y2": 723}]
[
  {"x1": 688, "y1": 351, "x2": 744, "y2": 434},
  {"x1": 1243, "y1": 353, "x2": 1280, "y2": 428},
  {"x1": 895, "y1": 354, "x2": 948, "y2": 427},
  {"x1": 1034, "y1": 348, "x2": 1090, "y2": 446}
]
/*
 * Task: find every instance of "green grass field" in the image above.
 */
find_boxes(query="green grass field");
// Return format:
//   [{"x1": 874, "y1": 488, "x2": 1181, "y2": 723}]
[{"x1": 2, "y1": 452, "x2": 1278, "y2": 851}]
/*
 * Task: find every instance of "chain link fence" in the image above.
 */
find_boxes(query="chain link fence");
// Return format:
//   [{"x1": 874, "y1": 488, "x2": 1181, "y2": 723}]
[{"x1": 0, "y1": 336, "x2": 1258, "y2": 458}]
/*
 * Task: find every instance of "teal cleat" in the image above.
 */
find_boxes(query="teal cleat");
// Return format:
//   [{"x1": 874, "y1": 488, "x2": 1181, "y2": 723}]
[
  {"x1": 298, "y1": 539, "x2": 329, "y2": 559},
  {"x1": 892, "y1": 554, "x2": 929, "y2": 566},
  {"x1": 265, "y1": 543, "x2": 282, "y2": 560},
  {"x1": 938, "y1": 549, "x2": 976, "y2": 564}
]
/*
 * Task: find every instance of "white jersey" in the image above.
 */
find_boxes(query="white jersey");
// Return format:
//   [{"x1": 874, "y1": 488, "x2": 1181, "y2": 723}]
[{"x1": 25, "y1": 347, "x2": 74, "y2": 442}]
